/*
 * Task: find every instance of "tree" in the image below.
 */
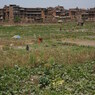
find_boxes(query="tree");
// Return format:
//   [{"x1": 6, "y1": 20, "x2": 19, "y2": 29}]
[{"x1": 14, "y1": 16, "x2": 21, "y2": 23}]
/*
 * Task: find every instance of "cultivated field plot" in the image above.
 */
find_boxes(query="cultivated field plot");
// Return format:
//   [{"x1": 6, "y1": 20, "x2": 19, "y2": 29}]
[{"x1": 0, "y1": 22, "x2": 95, "y2": 95}]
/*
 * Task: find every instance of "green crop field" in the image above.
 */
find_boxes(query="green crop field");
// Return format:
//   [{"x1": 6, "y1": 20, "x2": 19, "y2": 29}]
[{"x1": 0, "y1": 22, "x2": 95, "y2": 95}]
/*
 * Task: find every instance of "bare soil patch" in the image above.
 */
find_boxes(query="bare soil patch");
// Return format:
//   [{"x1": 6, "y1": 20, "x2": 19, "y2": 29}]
[{"x1": 62, "y1": 39, "x2": 95, "y2": 47}]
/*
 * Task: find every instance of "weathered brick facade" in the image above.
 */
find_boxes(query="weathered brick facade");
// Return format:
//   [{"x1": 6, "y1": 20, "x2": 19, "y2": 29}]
[
  {"x1": 69, "y1": 7, "x2": 95, "y2": 21},
  {"x1": 0, "y1": 9, "x2": 3, "y2": 23},
  {"x1": 87, "y1": 8, "x2": 95, "y2": 21},
  {"x1": 0, "y1": 5, "x2": 95, "y2": 23}
]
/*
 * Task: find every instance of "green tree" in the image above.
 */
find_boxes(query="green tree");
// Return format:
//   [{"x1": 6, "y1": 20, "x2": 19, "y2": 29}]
[{"x1": 14, "y1": 16, "x2": 21, "y2": 23}]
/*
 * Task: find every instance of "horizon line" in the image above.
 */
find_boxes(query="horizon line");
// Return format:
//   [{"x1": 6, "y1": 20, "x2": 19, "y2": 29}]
[{"x1": 0, "y1": 4, "x2": 94, "y2": 9}]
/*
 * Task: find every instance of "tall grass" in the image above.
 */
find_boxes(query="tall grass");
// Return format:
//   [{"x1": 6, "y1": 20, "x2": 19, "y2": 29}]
[{"x1": 0, "y1": 45, "x2": 95, "y2": 68}]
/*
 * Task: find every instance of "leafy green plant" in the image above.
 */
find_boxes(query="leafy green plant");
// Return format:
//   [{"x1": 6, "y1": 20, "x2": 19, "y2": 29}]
[
  {"x1": 14, "y1": 16, "x2": 21, "y2": 23},
  {"x1": 48, "y1": 57, "x2": 55, "y2": 66},
  {"x1": 39, "y1": 76, "x2": 50, "y2": 88},
  {"x1": 44, "y1": 68, "x2": 51, "y2": 75},
  {"x1": 29, "y1": 53, "x2": 36, "y2": 66},
  {"x1": 2, "y1": 45, "x2": 10, "y2": 51}
]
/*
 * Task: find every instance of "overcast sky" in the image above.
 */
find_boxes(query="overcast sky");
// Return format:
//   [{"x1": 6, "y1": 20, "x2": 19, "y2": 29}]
[{"x1": 0, "y1": 0, "x2": 95, "y2": 9}]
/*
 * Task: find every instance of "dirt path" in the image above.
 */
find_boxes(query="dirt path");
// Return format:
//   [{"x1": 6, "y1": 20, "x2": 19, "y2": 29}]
[{"x1": 62, "y1": 39, "x2": 95, "y2": 47}]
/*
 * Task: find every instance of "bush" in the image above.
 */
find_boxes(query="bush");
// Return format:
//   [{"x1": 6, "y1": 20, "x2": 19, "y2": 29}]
[
  {"x1": 39, "y1": 76, "x2": 50, "y2": 88},
  {"x1": 44, "y1": 68, "x2": 51, "y2": 75},
  {"x1": 2, "y1": 45, "x2": 10, "y2": 51},
  {"x1": 14, "y1": 16, "x2": 21, "y2": 23}
]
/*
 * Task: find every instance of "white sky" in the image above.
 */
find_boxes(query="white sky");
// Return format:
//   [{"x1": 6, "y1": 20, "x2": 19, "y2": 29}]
[{"x1": 0, "y1": 0, "x2": 95, "y2": 9}]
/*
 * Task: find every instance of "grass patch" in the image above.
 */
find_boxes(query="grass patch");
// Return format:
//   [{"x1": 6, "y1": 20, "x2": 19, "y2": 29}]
[{"x1": 0, "y1": 22, "x2": 95, "y2": 94}]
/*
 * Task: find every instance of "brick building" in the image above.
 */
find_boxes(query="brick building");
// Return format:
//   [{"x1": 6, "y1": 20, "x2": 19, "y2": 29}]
[
  {"x1": 69, "y1": 8, "x2": 86, "y2": 21},
  {"x1": 44, "y1": 7, "x2": 56, "y2": 23},
  {"x1": 69, "y1": 7, "x2": 95, "y2": 21},
  {"x1": 87, "y1": 8, "x2": 95, "y2": 21},
  {"x1": 0, "y1": 8, "x2": 3, "y2": 23},
  {"x1": 0, "y1": 5, "x2": 67, "y2": 23},
  {"x1": 0, "y1": 5, "x2": 94, "y2": 23},
  {"x1": 3, "y1": 5, "x2": 46, "y2": 23}
]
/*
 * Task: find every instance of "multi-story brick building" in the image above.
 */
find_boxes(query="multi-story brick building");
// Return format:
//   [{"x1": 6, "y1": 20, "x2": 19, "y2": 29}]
[
  {"x1": 3, "y1": 5, "x2": 46, "y2": 23},
  {"x1": 0, "y1": 8, "x2": 3, "y2": 22},
  {"x1": 87, "y1": 8, "x2": 95, "y2": 21},
  {"x1": 0, "y1": 4, "x2": 94, "y2": 23},
  {"x1": 69, "y1": 8, "x2": 86, "y2": 21},
  {"x1": 43, "y1": 7, "x2": 56, "y2": 23},
  {"x1": 69, "y1": 7, "x2": 95, "y2": 21},
  {"x1": 0, "y1": 5, "x2": 66, "y2": 23}
]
